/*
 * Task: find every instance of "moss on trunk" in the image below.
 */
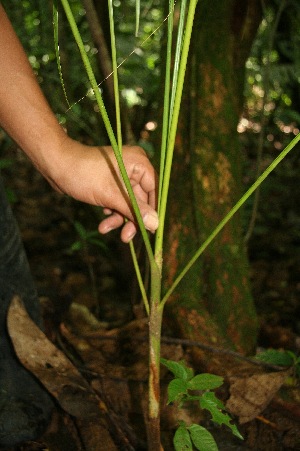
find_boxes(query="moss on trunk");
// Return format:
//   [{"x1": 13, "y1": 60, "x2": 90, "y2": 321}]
[{"x1": 163, "y1": 0, "x2": 262, "y2": 354}]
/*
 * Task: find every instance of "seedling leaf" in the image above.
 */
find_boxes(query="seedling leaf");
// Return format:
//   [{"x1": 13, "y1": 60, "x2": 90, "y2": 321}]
[
  {"x1": 200, "y1": 392, "x2": 243, "y2": 440},
  {"x1": 188, "y1": 374, "x2": 223, "y2": 391},
  {"x1": 161, "y1": 358, "x2": 194, "y2": 380},
  {"x1": 87, "y1": 238, "x2": 108, "y2": 251},
  {"x1": 167, "y1": 378, "x2": 188, "y2": 404},
  {"x1": 255, "y1": 349, "x2": 295, "y2": 367},
  {"x1": 188, "y1": 424, "x2": 218, "y2": 451},
  {"x1": 74, "y1": 221, "x2": 87, "y2": 239},
  {"x1": 173, "y1": 424, "x2": 193, "y2": 451},
  {"x1": 199, "y1": 391, "x2": 225, "y2": 410},
  {"x1": 70, "y1": 241, "x2": 83, "y2": 251}
]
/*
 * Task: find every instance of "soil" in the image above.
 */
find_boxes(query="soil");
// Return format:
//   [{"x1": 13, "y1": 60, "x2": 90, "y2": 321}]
[{"x1": 1, "y1": 144, "x2": 300, "y2": 451}]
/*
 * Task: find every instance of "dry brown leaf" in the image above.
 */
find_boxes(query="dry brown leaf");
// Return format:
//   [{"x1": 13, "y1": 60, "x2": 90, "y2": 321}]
[
  {"x1": 226, "y1": 369, "x2": 291, "y2": 423},
  {"x1": 7, "y1": 296, "x2": 103, "y2": 419}
]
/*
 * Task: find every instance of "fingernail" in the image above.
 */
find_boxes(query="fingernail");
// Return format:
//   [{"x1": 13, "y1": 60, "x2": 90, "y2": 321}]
[
  {"x1": 126, "y1": 231, "x2": 136, "y2": 242},
  {"x1": 143, "y1": 211, "x2": 159, "y2": 232},
  {"x1": 100, "y1": 225, "x2": 112, "y2": 234}
]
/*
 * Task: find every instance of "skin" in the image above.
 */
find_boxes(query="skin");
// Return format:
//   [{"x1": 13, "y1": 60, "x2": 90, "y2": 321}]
[{"x1": 0, "y1": 5, "x2": 158, "y2": 243}]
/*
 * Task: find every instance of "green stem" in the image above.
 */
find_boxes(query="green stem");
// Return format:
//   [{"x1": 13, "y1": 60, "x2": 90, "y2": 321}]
[
  {"x1": 108, "y1": 0, "x2": 149, "y2": 313},
  {"x1": 158, "y1": 0, "x2": 174, "y2": 216},
  {"x1": 135, "y1": 0, "x2": 140, "y2": 37},
  {"x1": 108, "y1": 0, "x2": 122, "y2": 150},
  {"x1": 161, "y1": 132, "x2": 300, "y2": 307},
  {"x1": 155, "y1": 0, "x2": 198, "y2": 264},
  {"x1": 169, "y1": 0, "x2": 187, "y2": 125},
  {"x1": 53, "y1": 1, "x2": 70, "y2": 108},
  {"x1": 60, "y1": 0, "x2": 154, "y2": 265},
  {"x1": 131, "y1": 242, "x2": 150, "y2": 315}
]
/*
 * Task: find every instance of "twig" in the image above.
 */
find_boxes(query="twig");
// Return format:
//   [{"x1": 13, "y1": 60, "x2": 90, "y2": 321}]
[{"x1": 79, "y1": 329, "x2": 286, "y2": 371}]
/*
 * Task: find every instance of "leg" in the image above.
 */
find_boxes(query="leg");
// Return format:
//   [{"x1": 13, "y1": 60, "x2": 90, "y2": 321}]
[{"x1": 0, "y1": 174, "x2": 53, "y2": 447}]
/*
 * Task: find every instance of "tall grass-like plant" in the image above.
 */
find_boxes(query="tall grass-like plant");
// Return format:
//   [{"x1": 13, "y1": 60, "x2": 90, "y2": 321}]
[{"x1": 57, "y1": 1, "x2": 300, "y2": 449}]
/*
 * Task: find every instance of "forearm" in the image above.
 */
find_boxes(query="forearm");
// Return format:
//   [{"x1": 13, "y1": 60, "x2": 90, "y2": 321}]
[{"x1": 0, "y1": 5, "x2": 67, "y2": 174}]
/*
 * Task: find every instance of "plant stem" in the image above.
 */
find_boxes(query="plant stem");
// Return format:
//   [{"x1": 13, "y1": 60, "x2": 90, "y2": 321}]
[
  {"x1": 60, "y1": 0, "x2": 154, "y2": 266},
  {"x1": 107, "y1": 0, "x2": 149, "y2": 313},
  {"x1": 108, "y1": 0, "x2": 122, "y2": 150},
  {"x1": 148, "y1": 3, "x2": 198, "y2": 448},
  {"x1": 158, "y1": 0, "x2": 174, "y2": 215},
  {"x1": 148, "y1": 264, "x2": 163, "y2": 451},
  {"x1": 155, "y1": 0, "x2": 198, "y2": 262}
]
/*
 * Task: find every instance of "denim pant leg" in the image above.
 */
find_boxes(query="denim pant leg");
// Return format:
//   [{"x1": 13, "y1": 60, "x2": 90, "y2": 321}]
[{"x1": 0, "y1": 173, "x2": 41, "y2": 339}]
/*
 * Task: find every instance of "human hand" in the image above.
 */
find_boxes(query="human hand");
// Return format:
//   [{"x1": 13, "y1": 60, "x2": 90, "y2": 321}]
[
  {"x1": 0, "y1": 4, "x2": 157, "y2": 243},
  {"x1": 45, "y1": 138, "x2": 158, "y2": 243}
]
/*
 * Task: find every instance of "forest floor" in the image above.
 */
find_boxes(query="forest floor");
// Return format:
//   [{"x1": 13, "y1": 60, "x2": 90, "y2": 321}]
[{"x1": 1, "y1": 144, "x2": 300, "y2": 450}]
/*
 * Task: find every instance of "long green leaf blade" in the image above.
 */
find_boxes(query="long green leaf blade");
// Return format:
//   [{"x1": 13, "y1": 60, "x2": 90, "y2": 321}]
[
  {"x1": 53, "y1": 0, "x2": 70, "y2": 108},
  {"x1": 157, "y1": 0, "x2": 175, "y2": 217},
  {"x1": 135, "y1": 0, "x2": 140, "y2": 37},
  {"x1": 161, "y1": 132, "x2": 300, "y2": 307},
  {"x1": 155, "y1": 0, "x2": 198, "y2": 261},
  {"x1": 59, "y1": 0, "x2": 154, "y2": 265}
]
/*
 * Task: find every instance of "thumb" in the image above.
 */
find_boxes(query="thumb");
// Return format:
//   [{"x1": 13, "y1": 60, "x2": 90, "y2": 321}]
[{"x1": 139, "y1": 202, "x2": 159, "y2": 233}]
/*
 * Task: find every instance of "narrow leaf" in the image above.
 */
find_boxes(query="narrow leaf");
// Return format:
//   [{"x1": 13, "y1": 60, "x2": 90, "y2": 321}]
[
  {"x1": 157, "y1": 0, "x2": 174, "y2": 215},
  {"x1": 70, "y1": 241, "x2": 82, "y2": 251},
  {"x1": 188, "y1": 424, "x2": 218, "y2": 451},
  {"x1": 173, "y1": 425, "x2": 193, "y2": 451},
  {"x1": 60, "y1": 0, "x2": 154, "y2": 265},
  {"x1": 135, "y1": 0, "x2": 140, "y2": 37},
  {"x1": 188, "y1": 374, "x2": 223, "y2": 391},
  {"x1": 161, "y1": 132, "x2": 300, "y2": 307},
  {"x1": 74, "y1": 221, "x2": 87, "y2": 239},
  {"x1": 53, "y1": 0, "x2": 70, "y2": 108},
  {"x1": 87, "y1": 238, "x2": 108, "y2": 251}
]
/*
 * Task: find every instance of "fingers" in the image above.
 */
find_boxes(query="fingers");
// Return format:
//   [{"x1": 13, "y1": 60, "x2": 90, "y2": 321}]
[
  {"x1": 120, "y1": 221, "x2": 138, "y2": 243},
  {"x1": 129, "y1": 160, "x2": 158, "y2": 211},
  {"x1": 97, "y1": 145, "x2": 159, "y2": 242},
  {"x1": 98, "y1": 211, "x2": 124, "y2": 235},
  {"x1": 98, "y1": 212, "x2": 138, "y2": 243}
]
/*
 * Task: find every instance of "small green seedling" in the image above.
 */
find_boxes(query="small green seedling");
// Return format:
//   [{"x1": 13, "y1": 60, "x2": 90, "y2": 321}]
[
  {"x1": 161, "y1": 358, "x2": 243, "y2": 450},
  {"x1": 70, "y1": 220, "x2": 108, "y2": 253}
]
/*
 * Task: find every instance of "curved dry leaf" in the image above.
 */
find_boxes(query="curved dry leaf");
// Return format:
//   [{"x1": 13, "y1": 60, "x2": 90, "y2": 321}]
[
  {"x1": 7, "y1": 296, "x2": 102, "y2": 419},
  {"x1": 226, "y1": 370, "x2": 291, "y2": 423}
]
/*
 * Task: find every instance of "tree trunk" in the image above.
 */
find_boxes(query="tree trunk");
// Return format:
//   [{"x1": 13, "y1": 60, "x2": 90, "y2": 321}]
[{"x1": 163, "y1": 0, "x2": 262, "y2": 355}]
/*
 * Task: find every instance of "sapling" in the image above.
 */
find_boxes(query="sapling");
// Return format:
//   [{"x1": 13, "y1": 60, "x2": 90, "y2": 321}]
[
  {"x1": 56, "y1": 0, "x2": 300, "y2": 449},
  {"x1": 161, "y1": 358, "x2": 243, "y2": 450}
]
